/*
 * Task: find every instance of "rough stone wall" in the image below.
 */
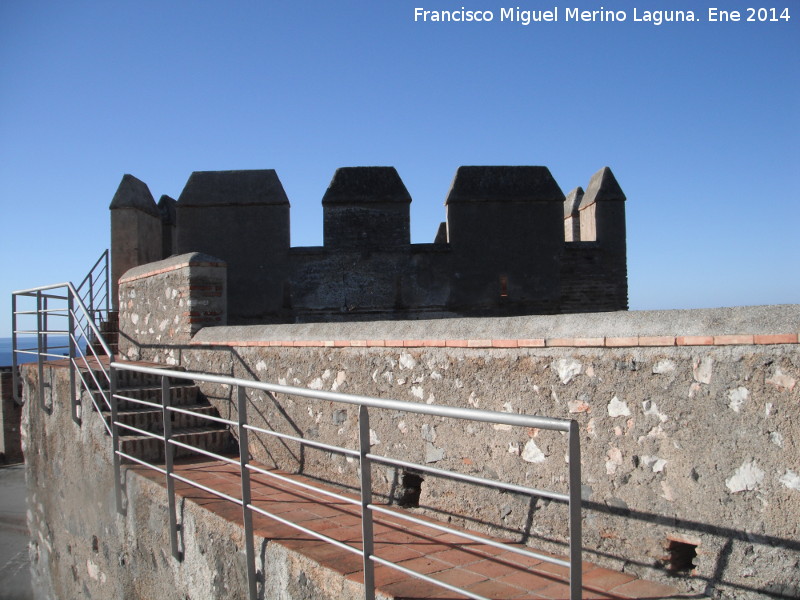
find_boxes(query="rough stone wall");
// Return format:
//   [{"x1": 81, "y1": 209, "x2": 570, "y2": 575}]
[
  {"x1": 172, "y1": 306, "x2": 800, "y2": 600},
  {"x1": 21, "y1": 363, "x2": 370, "y2": 600},
  {"x1": 117, "y1": 253, "x2": 227, "y2": 364}
]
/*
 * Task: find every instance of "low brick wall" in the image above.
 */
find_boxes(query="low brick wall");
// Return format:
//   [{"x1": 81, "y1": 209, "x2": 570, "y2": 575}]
[{"x1": 118, "y1": 252, "x2": 227, "y2": 364}]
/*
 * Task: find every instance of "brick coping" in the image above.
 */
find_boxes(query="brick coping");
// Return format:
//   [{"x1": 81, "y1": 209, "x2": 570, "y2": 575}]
[
  {"x1": 130, "y1": 457, "x2": 699, "y2": 600},
  {"x1": 189, "y1": 333, "x2": 798, "y2": 349}
]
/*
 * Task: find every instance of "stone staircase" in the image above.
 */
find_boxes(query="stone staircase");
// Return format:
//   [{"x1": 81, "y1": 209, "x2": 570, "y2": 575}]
[{"x1": 84, "y1": 362, "x2": 237, "y2": 464}]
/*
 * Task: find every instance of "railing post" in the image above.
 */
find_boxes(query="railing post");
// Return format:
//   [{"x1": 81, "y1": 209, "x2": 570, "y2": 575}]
[
  {"x1": 358, "y1": 405, "x2": 376, "y2": 600},
  {"x1": 110, "y1": 366, "x2": 124, "y2": 514},
  {"x1": 162, "y1": 376, "x2": 182, "y2": 560},
  {"x1": 568, "y1": 419, "x2": 582, "y2": 600},
  {"x1": 68, "y1": 294, "x2": 79, "y2": 424},
  {"x1": 237, "y1": 386, "x2": 258, "y2": 600},
  {"x1": 36, "y1": 291, "x2": 45, "y2": 411},
  {"x1": 103, "y1": 249, "x2": 110, "y2": 318},
  {"x1": 11, "y1": 294, "x2": 20, "y2": 404},
  {"x1": 88, "y1": 272, "x2": 95, "y2": 327}
]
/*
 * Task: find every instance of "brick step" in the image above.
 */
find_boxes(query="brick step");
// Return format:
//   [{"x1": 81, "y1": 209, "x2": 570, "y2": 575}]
[
  {"x1": 119, "y1": 428, "x2": 237, "y2": 463},
  {"x1": 105, "y1": 404, "x2": 225, "y2": 433},
  {"x1": 81, "y1": 366, "x2": 190, "y2": 390},
  {"x1": 92, "y1": 384, "x2": 201, "y2": 412}
]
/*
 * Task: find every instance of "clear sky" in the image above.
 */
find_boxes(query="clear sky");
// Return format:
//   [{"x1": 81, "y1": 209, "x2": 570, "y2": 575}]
[{"x1": 1, "y1": 1, "x2": 798, "y2": 336}]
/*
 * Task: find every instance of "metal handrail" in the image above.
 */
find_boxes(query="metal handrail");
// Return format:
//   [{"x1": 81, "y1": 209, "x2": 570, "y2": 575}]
[
  {"x1": 11, "y1": 251, "x2": 113, "y2": 425},
  {"x1": 110, "y1": 361, "x2": 583, "y2": 600}
]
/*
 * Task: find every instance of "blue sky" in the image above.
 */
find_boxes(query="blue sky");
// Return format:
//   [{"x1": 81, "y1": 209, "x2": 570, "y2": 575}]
[{"x1": 1, "y1": 1, "x2": 798, "y2": 336}]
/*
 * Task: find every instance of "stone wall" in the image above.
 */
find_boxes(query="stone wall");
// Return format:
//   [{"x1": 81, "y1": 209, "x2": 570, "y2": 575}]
[
  {"x1": 117, "y1": 253, "x2": 227, "y2": 364},
  {"x1": 21, "y1": 362, "x2": 368, "y2": 600},
  {"x1": 1, "y1": 367, "x2": 23, "y2": 463},
  {"x1": 125, "y1": 303, "x2": 797, "y2": 600},
  {"x1": 109, "y1": 165, "x2": 628, "y2": 323}
]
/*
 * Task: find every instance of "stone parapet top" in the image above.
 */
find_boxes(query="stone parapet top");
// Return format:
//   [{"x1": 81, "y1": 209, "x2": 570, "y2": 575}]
[
  {"x1": 119, "y1": 252, "x2": 226, "y2": 284},
  {"x1": 190, "y1": 333, "x2": 798, "y2": 349},
  {"x1": 190, "y1": 305, "x2": 800, "y2": 348}
]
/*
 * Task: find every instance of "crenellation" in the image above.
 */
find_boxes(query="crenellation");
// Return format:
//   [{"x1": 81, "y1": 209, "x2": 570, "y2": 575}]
[
  {"x1": 110, "y1": 164, "x2": 628, "y2": 322},
  {"x1": 564, "y1": 186, "x2": 583, "y2": 242}
]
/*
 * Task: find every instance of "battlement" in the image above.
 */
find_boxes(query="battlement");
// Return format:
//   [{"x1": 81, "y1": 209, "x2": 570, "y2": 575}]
[{"x1": 110, "y1": 165, "x2": 627, "y2": 323}]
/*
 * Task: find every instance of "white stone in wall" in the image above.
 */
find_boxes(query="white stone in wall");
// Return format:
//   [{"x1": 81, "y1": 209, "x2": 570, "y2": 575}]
[
  {"x1": 652, "y1": 359, "x2": 676, "y2": 374},
  {"x1": 331, "y1": 371, "x2": 346, "y2": 392},
  {"x1": 308, "y1": 378, "x2": 324, "y2": 390},
  {"x1": 568, "y1": 399, "x2": 590, "y2": 414},
  {"x1": 606, "y1": 447, "x2": 623, "y2": 475},
  {"x1": 411, "y1": 386, "x2": 424, "y2": 399},
  {"x1": 399, "y1": 352, "x2": 417, "y2": 370},
  {"x1": 726, "y1": 460, "x2": 765, "y2": 493},
  {"x1": 522, "y1": 439, "x2": 546, "y2": 463},
  {"x1": 425, "y1": 442, "x2": 445, "y2": 463},
  {"x1": 693, "y1": 356, "x2": 713, "y2": 384},
  {"x1": 641, "y1": 455, "x2": 667, "y2": 473},
  {"x1": 369, "y1": 429, "x2": 380, "y2": 446},
  {"x1": 421, "y1": 423, "x2": 436, "y2": 442},
  {"x1": 727, "y1": 387, "x2": 750, "y2": 413},
  {"x1": 553, "y1": 358, "x2": 582, "y2": 384},
  {"x1": 608, "y1": 396, "x2": 630, "y2": 417},
  {"x1": 779, "y1": 470, "x2": 800, "y2": 491},
  {"x1": 769, "y1": 431, "x2": 784, "y2": 447},
  {"x1": 766, "y1": 368, "x2": 796, "y2": 391}
]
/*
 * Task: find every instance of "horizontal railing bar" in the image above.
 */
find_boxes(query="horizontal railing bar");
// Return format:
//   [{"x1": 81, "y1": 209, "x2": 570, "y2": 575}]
[
  {"x1": 369, "y1": 504, "x2": 571, "y2": 569},
  {"x1": 167, "y1": 406, "x2": 236, "y2": 427},
  {"x1": 366, "y1": 453, "x2": 570, "y2": 503},
  {"x1": 113, "y1": 363, "x2": 570, "y2": 432},
  {"x1": 243, "y1": 423, "x2": 360, "y2": 458},
  {"x1": 246, "y1": 462, "x2": 361, "y2": 508},
  {"x1": 28, "y1": 351, "x2": 71, "y2": 360},
  {"x1": 118, "y1": 452, "x2": 168, "y2": 475},
  {"x1": 115, "y1": 421, "x2": 161, "y2": 438},
  {"x1": 13, "y1": 308, "x2": 69, "y2": 316},
  {"x1": 247, "y1": 502, "x2": 364, "y2": 557},
  {"x1": 370, "y1": 554, "x2": 490, "y2": 600},
  {"x1": 12, "y1": 282, "x2": 73, "y2": 295},
  {"x1": 113, "y1": 395, "x2": 163, "y2": 410}
]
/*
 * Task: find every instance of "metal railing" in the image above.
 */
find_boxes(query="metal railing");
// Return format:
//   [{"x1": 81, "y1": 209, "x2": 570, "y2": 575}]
[
  {"x1": 12, "y1": 251, "x2": 583, "y2": 599},
  {"x1": 11, "y1": 250, "x2": 114, "y2": 424},
  {"x1": 110, "y1": 362, "x2": 583, "y2": 600}
]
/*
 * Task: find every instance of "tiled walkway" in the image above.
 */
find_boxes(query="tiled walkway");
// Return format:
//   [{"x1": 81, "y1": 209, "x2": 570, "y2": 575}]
[{"x1": 130, "y1": 457, "x2": 691, "y2": 600}]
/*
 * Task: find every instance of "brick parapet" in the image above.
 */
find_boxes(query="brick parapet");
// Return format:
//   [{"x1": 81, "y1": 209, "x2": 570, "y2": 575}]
[{"x1": 189, "y1": 333, "x2": 798, "y2": 349}]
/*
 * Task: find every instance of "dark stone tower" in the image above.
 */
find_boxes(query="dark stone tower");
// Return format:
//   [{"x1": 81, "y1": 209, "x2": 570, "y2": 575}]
[
  {"x1": 109, "y1": 174, "x2": 162, "y2": 310},
  {"x1": 445, "y1": 166, "x2": 566, "y2": 314},
  {"x1": 322, "y1": 167, "x2": 411, "y2": 250},
  {"x1": 176, "y1": 170, "x2": 291, "y2": 320}
]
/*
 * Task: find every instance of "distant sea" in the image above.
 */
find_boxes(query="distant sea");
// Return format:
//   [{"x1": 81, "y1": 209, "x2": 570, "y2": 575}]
[{"x1": 0, "y1": 336, "x2": 74, "y2": 367}]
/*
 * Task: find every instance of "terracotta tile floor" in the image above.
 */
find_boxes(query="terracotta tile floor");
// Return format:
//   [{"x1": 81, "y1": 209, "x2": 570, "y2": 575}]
[{"x1": 130, "y1": 457, "x2": 692, "y2": 600}]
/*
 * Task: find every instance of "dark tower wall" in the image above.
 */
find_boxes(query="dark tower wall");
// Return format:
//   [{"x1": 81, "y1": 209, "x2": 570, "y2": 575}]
[
  {"x1": 113, "y1": 165, "x2": 628, "y2": 323},
  {"x1": 322, "y1": 167, "x2": 411, "y2": 249},
  {"x1": 109, "y1": 175, "x2": 162, "y2": 310},
  {"x1": 176, "y1": 170, "x2": 290, "y2": 321},
  {"x1": 445, "y1": 166, "x2": 565, "y2": 314}
]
